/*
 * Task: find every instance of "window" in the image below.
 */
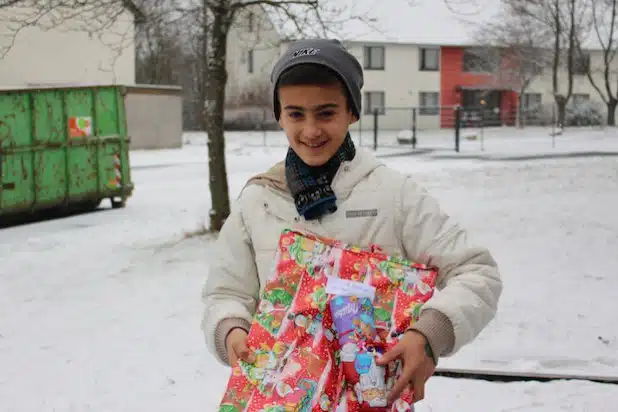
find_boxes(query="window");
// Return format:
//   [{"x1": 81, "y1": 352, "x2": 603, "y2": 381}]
[
  {"x1": 573, "y1": 53, "x2": 590, "y2": 75},
  {"x1": 571, "y1": 93, "x2": 590, "y2": 106},
  {"x1": 364, "y1": 46, "x2": 385, "y2": 70},
  {"x1": 247, "y1": 12, "x2": 254, "y2": 32},
  {"x1": 463, "y1": 48, "x2": 497, "y2": 73},
  {"x1": 419, "y1": 92, "x2": 439, "y2": 115},
  {"x1": 247, "y1": 50, "x2": 254, "y2": 73},
  {"x1": 522, "y1": 93, "x2": 542, "y2": 110},
  {"x1": 364, "y1": 91, "x2": 385, "y2": 115},
  {"x1": 420, "y1": 48, "x2": 439, "y2": 71},
  {"x1": 521, "y1": 59, "x2": 544, "y2": 76}
]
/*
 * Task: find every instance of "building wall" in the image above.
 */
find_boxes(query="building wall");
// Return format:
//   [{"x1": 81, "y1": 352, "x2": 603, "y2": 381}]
[
  {"x1": 225, "y1": 7, "x2": 283, "y2": 113},
  {"x1": 345, "y1": 42, "x2": 441, "y2": 131},
  {"x1": 124, "y1": 85, "x2": 183, "y2": 150},
  {"x1": 526, "y1": 49, "x2": 618, "y2": 120},
  {"x1": 0, "y1": 7, "x2": 135, "y2": 87},
  {"x1": 440, "y1": 47, "x2": 518, "y2": 128},
  {"x1": 224, "y1": 22, "x2": 618, "y2": 131}
]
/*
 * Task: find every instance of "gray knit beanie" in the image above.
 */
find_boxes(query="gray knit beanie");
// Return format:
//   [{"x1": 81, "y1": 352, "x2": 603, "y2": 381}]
[{"x1": 270, "y1": 39, "x2": 364, "y2": 120}]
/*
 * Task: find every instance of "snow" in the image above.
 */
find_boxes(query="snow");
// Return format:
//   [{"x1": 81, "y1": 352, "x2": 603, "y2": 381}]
[
  {"x1": 270, "y1": 0, "x2": 503, "y2": 46},
  {"x1": 2, "y1": 128, "x2": 618, "y2": 411},
  {"x1": 269, "y1": 0, "x2": 606, "y2": 50}
]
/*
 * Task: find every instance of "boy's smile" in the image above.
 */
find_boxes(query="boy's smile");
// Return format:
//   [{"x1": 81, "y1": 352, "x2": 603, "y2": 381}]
[{"x1": 278, "y1": 83, "x2": 357, "y2": 166}]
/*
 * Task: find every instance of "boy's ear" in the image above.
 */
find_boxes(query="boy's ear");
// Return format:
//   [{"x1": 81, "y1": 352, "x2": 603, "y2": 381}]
[{"x1": 349, "y1": 111, "x2": 359, "y2": 125}]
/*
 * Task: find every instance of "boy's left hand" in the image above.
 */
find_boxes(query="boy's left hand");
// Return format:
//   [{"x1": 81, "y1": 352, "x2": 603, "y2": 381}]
[{"x1": 376, "y1": 330, "x2": 436, "y2": 404}]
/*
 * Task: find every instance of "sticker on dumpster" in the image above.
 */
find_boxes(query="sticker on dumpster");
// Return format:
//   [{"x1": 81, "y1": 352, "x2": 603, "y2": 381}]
[{"x1": 68, "y1": 116, "x2": 93, "y2": 138}]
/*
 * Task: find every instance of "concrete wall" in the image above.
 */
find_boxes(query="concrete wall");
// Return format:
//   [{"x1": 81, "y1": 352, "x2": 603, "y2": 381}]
[
  {"x1": 0, "y1": 7, "x2": 135, "y2": 87},
  {"x1": 124, "y1": 85, "x2": 183, "y2": 150},
  {"x1": 526, "y1": 49, "x2": 618, "y2": 120}
]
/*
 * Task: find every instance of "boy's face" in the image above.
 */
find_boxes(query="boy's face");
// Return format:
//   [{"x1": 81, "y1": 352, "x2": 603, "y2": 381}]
[{"x1": 278, "y1": 83, "x2": 357, "y2": 167}]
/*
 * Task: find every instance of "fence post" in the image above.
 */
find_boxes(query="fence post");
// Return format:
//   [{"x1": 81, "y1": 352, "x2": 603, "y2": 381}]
[
  {"x1": 480, "y1": 107, "x2": 485, "y2": 152},
  {"x1": 412, "y1": 107, "x2": 417, "y2": 149},
  {"x1": 358, "y1": 115, "x2": 362, "y2": 147},
  {"x1": 454, "y1": 106, "x2": 461, "y2": 153},
  {"x1": 373, "y1": 109, "x2": 379, "y2": 151}
]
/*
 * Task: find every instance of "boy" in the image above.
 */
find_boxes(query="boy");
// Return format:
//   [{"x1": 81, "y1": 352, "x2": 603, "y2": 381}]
[{"x1": 202, "y1": 39, "x2": 502, "y2": 404}]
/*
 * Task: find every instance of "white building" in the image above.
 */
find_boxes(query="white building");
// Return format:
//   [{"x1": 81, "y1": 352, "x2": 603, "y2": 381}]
[
  {"x1": 0, "y1": 4, "x2": 186, "y2": 151},
  {"x1": 225, "y1": 0, "x2": 618, "y2": 130},
  {"x1": 0, "y1": 5, "x2": 136, "y2": 87}
]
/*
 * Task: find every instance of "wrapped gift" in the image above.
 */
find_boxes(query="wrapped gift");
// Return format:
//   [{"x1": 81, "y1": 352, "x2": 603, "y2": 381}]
[{"x1": 219, "y1": 229, "x2": 438, "y2": 412}]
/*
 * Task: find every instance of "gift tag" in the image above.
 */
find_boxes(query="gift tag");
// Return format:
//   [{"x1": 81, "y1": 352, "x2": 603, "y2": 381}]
[{"x1": 325, "y1": 276, "x2": 376, "y2": 301}]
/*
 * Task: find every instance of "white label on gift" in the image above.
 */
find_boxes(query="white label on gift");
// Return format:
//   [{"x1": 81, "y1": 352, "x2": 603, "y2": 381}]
[{"x1": 325, "y1": 276, "x2": 376, "y2": 301}]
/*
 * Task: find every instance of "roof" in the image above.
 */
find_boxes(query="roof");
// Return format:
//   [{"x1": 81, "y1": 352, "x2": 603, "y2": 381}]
[
  {"x1": 268, "y1": 0, "x2": 605, "y2": 50},
  {"x1": 270, "y1": 0, "x2": 504, "y2": 47}
]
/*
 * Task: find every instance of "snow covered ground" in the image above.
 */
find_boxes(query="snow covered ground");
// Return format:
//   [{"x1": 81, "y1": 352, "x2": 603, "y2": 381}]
[{"x1": 1, "y1": 128, "x2": 618, "y2": 411}]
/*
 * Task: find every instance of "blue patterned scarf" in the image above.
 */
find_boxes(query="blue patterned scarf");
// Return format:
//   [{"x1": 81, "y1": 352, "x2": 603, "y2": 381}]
[{"x1": 285, "y1": 133, "x2": 356, "y2": 220}]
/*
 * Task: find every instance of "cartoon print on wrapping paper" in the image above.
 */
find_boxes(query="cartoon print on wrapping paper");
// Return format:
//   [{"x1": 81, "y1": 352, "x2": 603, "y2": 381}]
[
  {"x1": 415, "y1": 270, "x2": 435, "y2": 296},
  {"x1": 357, "y1": 309, "x2": 377, "y2": 342},
  {"x1": 285, "y1": 378, "x2": 317, "y2": 411},
  {"x1": 318, "y1": 393, "x2": 333, "y2": 411},
  {"x1": 372, "y1": 284, "x2": 395, "y2": 330},
  {"x1": 293, "y1": 313, "x2": 336, "y2": 349},
  {"x1": 377, "y1": 260, "x2": 407, "y2": 285},
  {"x1": 400, "y1": 268, "x2": 421, "y2": 295},
  {"x1": 218, "y1": 379, "x2": 253, "y2": 412},
  {"x1": 255, "y1": 265, "x2": 303, "y2": 336},
  {"x1": 354, "y1": 352, "x2": 388, "y2": 407},
  {"x1": 307, "y1": 243, "x2": 342, "y2": 279},
  {"x1": 354, "y1": 312, "x2": 389, "y2": 408},
  {"x1": 263, "y1": 347, "x2": 326, "y2": 412},
  {"x1": 258, "y1": 340, "x2": 300, "y2": 395},
  {"x1": 239, "y1": 341, "x2": 289, "y2": 387},
  {"x1": 267, "y1": 355, "x2": 303, "y2": 399},
  {"x1": 306, "y1": 284, "x2": 330, "y2": 312},
  {"x1": 392, "y1": 398, "x2": 413, "y2": 412},
  {"x1": 404, "y1": 302, "x2": 424, "y2": 322},
  {"x1": 287, "y1": 235, "x2": 315, "y2": 269}
]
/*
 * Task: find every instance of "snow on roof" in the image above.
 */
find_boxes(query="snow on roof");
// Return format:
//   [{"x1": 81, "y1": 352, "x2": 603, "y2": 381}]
[
  {"x1": 268, "y1": 0, "x2": 605, "y2": 50},
  {"x1": 335, "y1": 0, "x2": 503, "y2": 46},
  {"x1": 269, "y1": 0, "x2": 504, "y2": 47}
]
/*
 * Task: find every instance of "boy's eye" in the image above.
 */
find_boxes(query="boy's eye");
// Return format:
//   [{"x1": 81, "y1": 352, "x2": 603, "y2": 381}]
[
  {"x1": 288, "y1": 111, "x2": 303, "y2": 118},
  {"x1": 318, "y1": 110, "x2": 335, "y2": 118}
]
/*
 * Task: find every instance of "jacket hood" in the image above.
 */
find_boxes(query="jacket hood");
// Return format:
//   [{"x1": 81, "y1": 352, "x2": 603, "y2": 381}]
[{"x1": 243, "y1": 148, "x2": 384, "y2": 200}]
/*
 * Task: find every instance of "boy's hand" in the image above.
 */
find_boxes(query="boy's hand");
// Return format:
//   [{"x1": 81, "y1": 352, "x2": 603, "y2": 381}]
[
  {"x1": 376, "y1": 330, "x2": 436, "y2": 404},
  {"x1": 225, "y1": 328, "x2": 255, "y2": 366}
]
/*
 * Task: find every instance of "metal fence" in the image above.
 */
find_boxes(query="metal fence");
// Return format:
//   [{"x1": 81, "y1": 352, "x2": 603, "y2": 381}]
[{"x1": 218, "y1": 103, "x2": 611, "y2": 151}]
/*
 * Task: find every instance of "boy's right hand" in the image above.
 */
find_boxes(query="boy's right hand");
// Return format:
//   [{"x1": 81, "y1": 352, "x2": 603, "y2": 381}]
[{"x1": 225, "y1": 328, "x2": 255, "y2": 366}]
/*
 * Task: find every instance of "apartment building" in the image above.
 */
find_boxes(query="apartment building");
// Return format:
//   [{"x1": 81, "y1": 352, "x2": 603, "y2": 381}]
[{"x1": 227, "y1": 0, "x2": 616, "y2": 130}]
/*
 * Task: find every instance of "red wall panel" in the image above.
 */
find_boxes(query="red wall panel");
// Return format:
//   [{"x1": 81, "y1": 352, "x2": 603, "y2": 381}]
[{"x1": 440, "y1": 47, "x2": 518, "y2": 128}]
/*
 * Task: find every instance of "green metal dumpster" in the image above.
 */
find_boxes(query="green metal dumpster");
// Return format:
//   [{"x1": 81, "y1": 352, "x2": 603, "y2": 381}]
[{"x1": 0, "y1": 85, "x2": 134, "y2": 217}]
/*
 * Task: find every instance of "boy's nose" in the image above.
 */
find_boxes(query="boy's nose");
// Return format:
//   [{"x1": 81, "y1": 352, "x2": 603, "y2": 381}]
[{"x1": 302, "y1": 119, "x2": 322, "y2": 139}]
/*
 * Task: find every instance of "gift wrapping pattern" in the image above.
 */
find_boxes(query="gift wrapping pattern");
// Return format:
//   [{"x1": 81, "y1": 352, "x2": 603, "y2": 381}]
[{"x1": 219, "y1": 229, "x2": 438, "y2": 412}]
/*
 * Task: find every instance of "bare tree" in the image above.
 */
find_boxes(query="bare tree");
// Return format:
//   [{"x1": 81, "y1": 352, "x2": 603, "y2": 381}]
[
  {"x1": 135, "y1": 0, "x2": 184, "y2": 86},
  {"x1": 171, "y1": 0, "x2": 365, "y2": 232},
  {"x1": 509, "y1": 0, "x2": 590, "y2": 128},
  {"x1": 579, "y1": 0, "x2": 618, "y2": 125},
  {"x1": 475, "y1": 4, "x2": 552, "y2": 128}
]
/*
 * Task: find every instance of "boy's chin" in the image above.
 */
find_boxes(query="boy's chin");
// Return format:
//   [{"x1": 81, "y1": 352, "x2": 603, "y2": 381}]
[{"x1": 297, "y1": 151, "x2": 332, "y2": 167}]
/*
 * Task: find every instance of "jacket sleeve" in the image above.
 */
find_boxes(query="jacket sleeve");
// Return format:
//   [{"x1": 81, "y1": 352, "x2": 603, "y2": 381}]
[
  {"x1": 201, "y1": 197, "x2": 260, "y2": 366},
  {"x1": 397, "y1": 176, "x2": 502, "y2": 360}
]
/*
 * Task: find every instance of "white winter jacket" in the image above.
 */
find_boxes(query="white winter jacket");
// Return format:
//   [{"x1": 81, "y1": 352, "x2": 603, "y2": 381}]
[{"x1": 201, "y1": 148, "x2": 502, "y2": 365}]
